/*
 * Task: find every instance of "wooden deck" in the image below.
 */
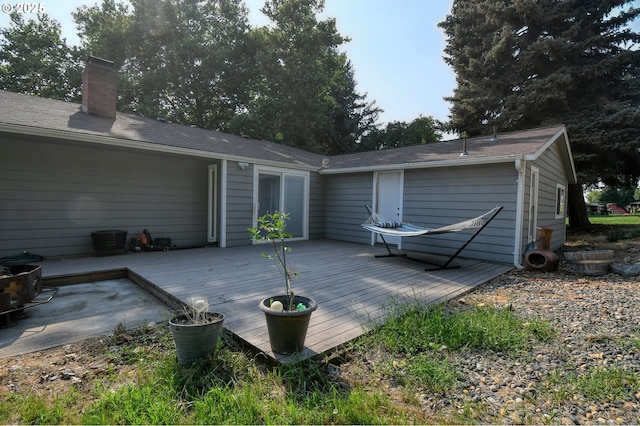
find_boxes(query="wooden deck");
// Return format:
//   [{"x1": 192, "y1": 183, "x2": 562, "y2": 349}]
[{"x1": 39, "y1": 240, "x2": 512, "y2": 363}]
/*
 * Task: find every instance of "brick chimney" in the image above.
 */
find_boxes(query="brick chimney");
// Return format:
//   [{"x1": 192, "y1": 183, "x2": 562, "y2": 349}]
[{"x1": 82, "y1": 56, "x2": 116, "y2": 118}]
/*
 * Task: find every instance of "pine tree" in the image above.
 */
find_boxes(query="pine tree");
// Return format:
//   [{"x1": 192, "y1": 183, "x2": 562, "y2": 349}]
[{"x1": 440, "y1": 0, "x2": 640, "y2": 226}]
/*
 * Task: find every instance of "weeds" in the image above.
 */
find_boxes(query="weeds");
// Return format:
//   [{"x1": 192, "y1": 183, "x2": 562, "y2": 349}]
[
  {"x1": 607, "y1": 229, "x2": 628, "y2": 242},
  {"x1": 541, "y1": 366, "x2": 640, "y2": 405},
  {"x1": 388, "y1": 353, "x2": 461, "y2": 392},
  {"x1": 578, "y1": 366, "x2": 640, "y2": 401},
  {"x1": 378, "y1": 301, "x2": 555, "y2": 355}
]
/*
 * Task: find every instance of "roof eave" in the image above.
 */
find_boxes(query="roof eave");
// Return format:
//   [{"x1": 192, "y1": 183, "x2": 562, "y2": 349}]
[
  {"x1": 319, "y1": 155, "x2": 521, "y2": 174},
  {"x1": 0, "y1": 122, "x2": 320, "y2": 172},
  {"x1": 526, "y1": 126, "x2": 577, "y2": 184}
]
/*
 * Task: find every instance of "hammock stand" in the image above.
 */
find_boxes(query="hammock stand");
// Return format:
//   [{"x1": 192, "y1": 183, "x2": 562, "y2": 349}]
[{"x1": 362, "y1": 205, "x2": 503, "y2": 271}]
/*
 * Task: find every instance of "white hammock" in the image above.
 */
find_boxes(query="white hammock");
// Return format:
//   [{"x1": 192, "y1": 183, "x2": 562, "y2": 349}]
[
  {"x1": 362, "y1": 206, "x2": 502, "y2": 237},
  {"x1": 362, "y1": 205, "x2": 503, "y2": 270}
]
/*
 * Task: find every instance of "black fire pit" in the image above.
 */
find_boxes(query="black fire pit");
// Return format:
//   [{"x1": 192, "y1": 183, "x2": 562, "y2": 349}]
[{"x1": 91, "y1": 230, "x2": 128, "y2": 256}]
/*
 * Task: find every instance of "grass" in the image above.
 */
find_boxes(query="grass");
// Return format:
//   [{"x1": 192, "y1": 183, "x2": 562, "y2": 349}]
[
  {"x1": 377, "y1": 302, "x2": 555, "y2": 354},
  {"x1": 585, "y1": 214, "x2": 640, "y2": 226},
  {"x1": 569, "y1": 214, "x2": 640, "y2": 242},
  {"x1": 1, "y1": 325, "x2": 420, "y2": 425},
  {"x1": 371, "y1": 301, "x2": 556, "y2": 397},
  {"x1": 1, "y1": 291, "x2": 638, "y2": 424},
  {"x1": 543, "y1": 365, "x2": 640, "y2": 405}
]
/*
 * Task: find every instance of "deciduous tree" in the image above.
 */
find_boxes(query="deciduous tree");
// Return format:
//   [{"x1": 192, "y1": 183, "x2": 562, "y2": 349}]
[
  {"x1": 0, "y1": 12, "x2": 82, "y2": 101},
  {"x1": 74, "y1": 0, "x2": 254, "y2": 130},
  {"x1": 358, "y1": 116, "x2": 442, "y2": 151},
  {"x1": 230, "y1": 0, "x2": 378, "y2": 154}
]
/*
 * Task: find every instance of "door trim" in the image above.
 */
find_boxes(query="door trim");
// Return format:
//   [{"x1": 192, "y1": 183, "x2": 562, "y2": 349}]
[
  {"x1": 528, "y1": 166, "x2": 540, "y2": 243},
  {"x1": 207, "y1": 164, "x2": 218, "y2": 243}
]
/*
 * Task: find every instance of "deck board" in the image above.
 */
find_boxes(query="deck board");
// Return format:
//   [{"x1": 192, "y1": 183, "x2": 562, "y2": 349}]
[{"x1": 39, "y1": 240, "x2": 512, "y2": 363}]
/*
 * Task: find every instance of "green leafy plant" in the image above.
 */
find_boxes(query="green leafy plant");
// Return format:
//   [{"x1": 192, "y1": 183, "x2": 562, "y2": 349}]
[{"x1": 248, "y1": 211, "x2": 299, "y2": 311}]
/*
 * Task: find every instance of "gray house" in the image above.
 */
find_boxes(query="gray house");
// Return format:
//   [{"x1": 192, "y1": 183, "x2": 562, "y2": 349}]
[{"x1": 0, "y1": 57, "x2": 576, "y2": 268}]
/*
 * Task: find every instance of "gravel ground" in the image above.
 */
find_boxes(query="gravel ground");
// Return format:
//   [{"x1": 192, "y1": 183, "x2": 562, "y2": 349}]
[
  {"x1": 335, "y1": 229, "x2": 640, "y2": 424},
  {"x1": 437, "y1": 269, "x2": 640, "y2": 424},
  {"x1": 411, "y1": 231, "x2": 640, "y2": 425}
]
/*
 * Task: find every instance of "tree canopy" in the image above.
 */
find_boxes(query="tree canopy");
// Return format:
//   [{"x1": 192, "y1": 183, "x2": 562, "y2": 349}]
[
  {"x1": 227, "y1": 0, "x2": 382, "y2": 155},
  {"x1": 357, "y1": 116, "x2": 442, "y2": 152},
  {"x1": 587, "y1": 186, "x2": 637, "y2": 207},
  {"x1": 0, "y1": 12, "x2": 83, "y2": 101},
  {"x1": 439, "y1": 0, "x2": 640, "y2": 226},
  {"x1": 0, "y1": 0, "x2": 389, "y2": 154},
  {"x1": 73, "y1": 0, "x2": 255, "y2": 130}
]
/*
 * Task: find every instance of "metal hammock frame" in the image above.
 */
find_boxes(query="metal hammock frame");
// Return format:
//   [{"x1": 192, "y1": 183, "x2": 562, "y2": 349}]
[{"x1": 362, "y1": 205, "x2": 503, "y2": 270}]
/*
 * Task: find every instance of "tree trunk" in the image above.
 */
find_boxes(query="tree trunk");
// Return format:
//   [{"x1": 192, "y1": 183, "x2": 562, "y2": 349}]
[{"x1": 567, "y1": 182, "x2": 590, "y2": 228}]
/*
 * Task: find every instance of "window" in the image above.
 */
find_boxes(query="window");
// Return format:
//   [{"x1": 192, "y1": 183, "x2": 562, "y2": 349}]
[
  {"x1": 555, "y1": 183, "x2": 566, "y2": 218},
  {"x1": 254, "y1": 166, "x2": 309, "y2": 240}
]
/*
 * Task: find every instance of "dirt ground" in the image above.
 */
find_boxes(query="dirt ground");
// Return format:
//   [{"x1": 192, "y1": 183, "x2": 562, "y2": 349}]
[{"x1": 2, "y1": 224, "x2": 639, "y2": 416}]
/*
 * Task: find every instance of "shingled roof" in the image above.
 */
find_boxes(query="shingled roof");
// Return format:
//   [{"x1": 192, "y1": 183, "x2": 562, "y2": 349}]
[
  {"x1": 0, "y1": 91, "x2": 325, "y2": 170},
  {"x1": 324, "y1": 125, "x2": 570, "y2": 173},
  {"x1": 0, "y1": 91, "x2": 573, "y2": 179}
]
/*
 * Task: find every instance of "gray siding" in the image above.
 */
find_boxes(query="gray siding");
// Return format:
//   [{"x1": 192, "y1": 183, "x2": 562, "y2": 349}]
[
  {"x1": 224, "y1": 166, "x2": 320, "y2": 247},
  {"x1": 224, "y1": 163, "x2": 254, "y2": 247},
  {"x1": 322, "y1": 165, "x2": 518, "y2": 265},
  {"x1": 323, "y1": 172, "x2": 373, "y2": 244},
  {"x1": 0, "y1": 135, "x2": 213, "y2": 258},
  {"x1": 401, "y1": 164, "x2": 517, "y2": 265},
  {"x1": 0, "y1": 127, "x2": 570, "y2": 265},
  {"x1": 526, "y1": 141, "x2": 569, "y2": 251},
  {"x1": 309, "y1": 172, "x2": 324, "y2": 239}
]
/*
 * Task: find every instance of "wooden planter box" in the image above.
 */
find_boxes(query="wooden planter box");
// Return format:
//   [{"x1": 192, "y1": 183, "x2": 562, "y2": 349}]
[
  {"x1": 0, "y1": 265, "x2": 43, "y2": 312},
  {"x1": 564, "y1": 250, "x2": 614, "y2": 276}
]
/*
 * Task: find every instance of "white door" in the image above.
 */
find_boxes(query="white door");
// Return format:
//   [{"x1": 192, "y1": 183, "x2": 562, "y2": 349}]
[{"x1": 374, "y1": 171, "x2": 403, "y2": 246}]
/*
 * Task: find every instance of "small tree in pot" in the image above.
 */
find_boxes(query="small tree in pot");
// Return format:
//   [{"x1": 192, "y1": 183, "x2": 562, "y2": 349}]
[{"x1": 248, "y1": 211, "x2": 317, "y2": 354}]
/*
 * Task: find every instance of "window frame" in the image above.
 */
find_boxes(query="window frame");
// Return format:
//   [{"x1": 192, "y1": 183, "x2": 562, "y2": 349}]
[
  {"x1": 555, "y1": 183, "x2": 566, "y2": 219},
  {"x1": 252, "y1": 165, "x2": 310, "y2": 242}
]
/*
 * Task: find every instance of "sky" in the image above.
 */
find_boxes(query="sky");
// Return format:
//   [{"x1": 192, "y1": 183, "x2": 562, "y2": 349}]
[
  {"x1": 246, "y1": 0, "x2": 456, "y2": 128},
  {"x1": 0, "y1": 0, "x2": 456, "y2": 132}
]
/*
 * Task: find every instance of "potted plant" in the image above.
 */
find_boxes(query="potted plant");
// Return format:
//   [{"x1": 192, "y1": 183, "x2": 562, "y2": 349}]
[
  {"x1": 168, "y1": 297, "x2": 224, "y2": 365},
  {"x1": 248, "y1": 211, "x2": 317, "y2": 354}
]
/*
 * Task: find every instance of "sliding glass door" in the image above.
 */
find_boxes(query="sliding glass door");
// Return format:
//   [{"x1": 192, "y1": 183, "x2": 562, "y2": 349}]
[{"x1": 255, "y1": 167, "x2": 309, "y2": 239}]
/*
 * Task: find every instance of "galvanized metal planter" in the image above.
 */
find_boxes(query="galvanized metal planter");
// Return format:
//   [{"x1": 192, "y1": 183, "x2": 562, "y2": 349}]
[{"x1": 169, "y1": 312, "x2": 224, "y2": 365}]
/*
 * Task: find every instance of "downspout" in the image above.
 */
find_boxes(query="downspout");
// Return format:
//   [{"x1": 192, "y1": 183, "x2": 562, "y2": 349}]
[
  {"x1": 513, "y1": 156, "x2": 526, "y2": 268},
  {"x1": 220, "y1": 159, "x2": 228, "y2": 248}
]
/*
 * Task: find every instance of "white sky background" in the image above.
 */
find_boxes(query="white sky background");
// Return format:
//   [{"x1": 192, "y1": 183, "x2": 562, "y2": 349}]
[{"x1": 1, "y1": 0, "x2": 639, "y2": 141}]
